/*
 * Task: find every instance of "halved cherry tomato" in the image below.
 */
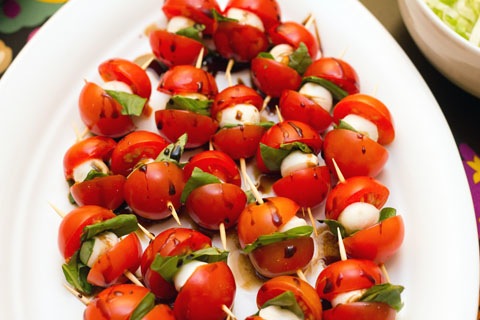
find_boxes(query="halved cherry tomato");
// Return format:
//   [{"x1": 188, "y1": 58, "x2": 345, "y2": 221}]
[
  {"x1": 186, "y1": 182, "x2": 247, "y2": 230},
  {"x1": 343, "y1": 215, "x2": 405, "y2": 263},
  {"x1": 224, "y1": 0, "x2": 281, "y2": 30},
  {"x1": 173, "y1": 261, "x2": 236, "y2": 320},
  {"x1": 78, "y1": 82, "x2": 135, "y2": 138},
  {"x1": 212, "y1": 124, "x2": 266, "y2": 160},
  {"x1": 325, "y1": 176, "x2": 390, "y2": 220},
  {"x1": 58, "y1": 205, "x2": 116, "y2": 260},
  {"x1": 279, "y1": 89, "x2": 333, "y2": 133},
  {"x1": 322, "y1": 128, "x2": 388, "y2": 179},
  {"x1": 322, "y1": 302, "x2": 396, "y2": 320},
  {"x1": 70, "y1": 174, "x2": 126, "y2": 210},
  {"x1": 268, "y1": 21, "x2": 320, "y2": 59},
  {"x1": 149, "y1": 29, "x2": 205, "y2": 68},
  {"x1": 210, "y1": 84, "x2": 263, "y2": 119},
  {"x1": 256, "y1": 276, "x2": 322, "y2": 320},
  {"x1": 98, "y1": 58, "x2": 152, "y2": 99},
  {"x1": 157, "y1": 65, "x2": 218, "y2": 98},
  {"x1": 333, "y1": 93, "x2": 395, "y2": 145},
  {"x1": 123, "y1": 161, "x2": 185, "y2": 220},
  {"x1": 162, "y1": 0, "x2": 221, "y2": 35},
  {"x1": 110, "y1": 130, "x2": 169, "y2": 177},
  {"x1": 250, "y1": 56, "x2": 302, "y2": 97},
  {"x1": 304, "y1": 57, "x2": 360, "y2": 95}
]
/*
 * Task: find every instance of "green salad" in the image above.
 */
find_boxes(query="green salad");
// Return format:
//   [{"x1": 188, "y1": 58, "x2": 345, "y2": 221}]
[{"x1": 425, "y1": 0, "x2": 480, "y2": 47}]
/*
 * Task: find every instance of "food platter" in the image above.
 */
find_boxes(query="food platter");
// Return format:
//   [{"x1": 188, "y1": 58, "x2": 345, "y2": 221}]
[{"x1": 0, "y1": 0, "x2": 478, "y2": 319}]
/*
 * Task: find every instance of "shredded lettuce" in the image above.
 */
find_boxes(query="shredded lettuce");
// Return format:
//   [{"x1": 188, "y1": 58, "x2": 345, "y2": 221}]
[{"x1": 425, "y1": 0, "x2": 480, "y2": 46}]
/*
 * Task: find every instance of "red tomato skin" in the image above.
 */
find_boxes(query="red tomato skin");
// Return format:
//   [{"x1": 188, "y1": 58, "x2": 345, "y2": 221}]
[
  {"x1": 58, "y1": 205, "x2": 116, "y2": 260},
  {"x1": 250, "y1": 57, "x2": 302, "y2": 97},
  {"x1": 141, "y1": 228, "x2": 212, "y2": 300},
  {"x1": 157, "y1": 65, "x2": 218, "y2": 98},
  {"x1": 183, "y1": 150, "x2": 242, "y2": 186},
  {"x1": 343, "y1": 215, "x2": 405, "y2": 263},
  {"x1": 142, "y1": 304, "x2": 176, "y2": 320},
  {"x1": 256, "y1": 276, "x2": 322, "y2": 320},
  {"x1": 315, "y1": 259, "x2": 385, "y2": 302},
  {"x1": 211, "y1": 84, "x2": 263, "y2": 120},
  {"x1": 273, "y1": 165, "x2": 331, "y2": 209},
  {"x1": 322, "y1": 129, "x2": 389, "y2": 179},
  {"x1": 322, "y1": 302, "x2": 396, "y2": 320},
  {"x1": 186, "y1": 183, "x2": 247, "y2": 230},
  {"x1": 173, "y1": 261, "x2": 236, "y2": 320},
  {"x1": 325, "y1": 176, "x2": 390, "y2": 220},
  {"x1": 70, "y1": 174, "x2": 126, "y2": 210},
  {"x1": 98, "y1": 58, "x2": 152, "y2": 99},
  {"x1": 123, "y1": 161, "x2": 185, "y2": 220},
  {"x1": 162, "y1": 0, "x2": 221, "y2": 35},
  {"x1": 78, "y1": 82, "x2": 135, "y2": 138},
  {"x1": 87, "y1": 233, "x2": 142, "y2": 287},
  {"x1": 212, "y1": 124, "x2": 266, "y2": 160},
  {"x1": 110, "y1": 130, "x2": 169, "y2": 177},
  {"x1": 268, "y1": 21, "x2": 320, "y2": 59},
  {"x1": 304, "y1": 57, "x2": 360, "y2": 95},
  {"x1": 83, "y1": 284, "x2": 150, "y2": 320},
  {"x1": 249, "y1": 236, "x2": 314, "y2": 278},
  {"x1": 149, "y1": 29, "x2": 205, "y2": 68},
  {"x1": 279, "y1": 89, "x2": 333, "y2": 133},
  {"x1": 224, "y1": 0, "x2": 281, "y2": 30},
  {"x1": 155, "y1": 109, "x2": 219, "y2": 149},
  {"x1": 63, "y1": 136, "x2": 117, "y2": 181},
  {"x1": 237, "y1": 197, "x2": 300, "y2": 248},
  {"x1": 213, "y1": 21, "x2": 269, "y2": 62},
  {"x1": 333, "y1": 93, "x2": 395, "y2": 145}
]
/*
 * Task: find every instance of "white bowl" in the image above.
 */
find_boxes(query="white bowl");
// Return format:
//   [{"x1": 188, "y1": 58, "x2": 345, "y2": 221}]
[{"x1": 398, "y1": 0, "x2": 480, "y2": 98}]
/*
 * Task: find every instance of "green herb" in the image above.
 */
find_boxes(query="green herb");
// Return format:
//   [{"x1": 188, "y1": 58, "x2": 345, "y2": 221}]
[
  {"x1": 181, "y1": 167, "x2": 222, "y2": 203},
  {"x1": 130, "y1": 292, "x2": 156, "y2": 320},
  {"x1": 83, "y1": 169, "x2": 108, "y2": 181},
  {"x1": 62, "y1": 252, "x2": 93, "y2": 295},
  {"x1": 257, "y1": 52, "x2": 275, "y2": 59},
  {"x1": 258, "y1": 291, "x2": 305, "y2": 319},
  {"x1": 288, "y1": 42, "x2": 312, "y2": 75},
  {"x1": 105, "y1": 90, "x2": 147, "y2": 116},
  {"x1": 359, "y1": 283, "x2": 405, "y2": 311},
  {"x1": 81, "y1": 214, "x2": 138, "y2": 242},
  {"x1": 243, "y1": 225, "x2": 313, "y2": 254},
  {"x1": 155, "y1": 133, "x2": 187, "y2": 163},
  {"x1": 379, "y1": 207, "x2": 397, "y2": 222},
  {"x1": 79, "y1": 238, "x2": 94, "y2": 266},
  {"x1": 176, "y1": 24, "x2": 205, "y2": 42},
  {"x1": 336, "y1": 119, "x2": 357, "y2": 132},
  {"x1": 212, "y1": 9, "x2": 238, "y2": 23},
  {"x1": 320, "y1": 219, "x2": 348, "y2": 237},
  {"x1": 301, "y1": 76, "x2": 348, "y2": 101},
  {"x1": 259, "y1": 141, "x2": 313, "y2": 172},
  {"x1": 166, "y1": 95, "x2": 212, "y2": 116}
]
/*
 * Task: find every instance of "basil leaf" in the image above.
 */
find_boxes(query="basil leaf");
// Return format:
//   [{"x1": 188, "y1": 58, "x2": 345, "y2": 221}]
[
  {"x1": 301, "y1": 76, "x2": 348, "y2": 101},
  {"x1": 245, "y1": 190, "x2": 258, "y2": 204},
  {"x1": 212, "y1": 9, "x2": 238, "y2": 23},
  {"x1": 259, "y1": 143, "x2": 291, "y2": 172},
  {"x1": 261, "y1": 291, "x2": 305, "y2": 319},
  {"x1": 81, "y1": 214, "x2": 138, "y2": 242},
  {"x1": 359, "y1": 283, "x2": 405, "y2": 312},
  {"x1": 105, "y1": 90, "x2": 147, "y2": 116},
  {"x1": 131, "y1": 292, "x2": 156, "y2": 320},
  {"x1": 83, "y1": 169, "x2": 108, "y2": 182},
  {"x1": 280, "y1": 142, "x2": 313, "y2": 153},
  {"x1": 243, "y1": 225, "x2": 313, "y2": 254},
  {"x1": 62, "y1": 252, "x2": 93, "y2": 295},
  {"x1": 175, "y1": 24, "x2": 205, "y2": 42},
  {"x1": 336, "y1": 119, "x2": 357, "y2": 132},
  {"x1": 79, "y1": 239, "x2": 95, "y2": 266},
  {"x1": 155, "y1": 133, "x2": 187, "y2": 163},
  {"x1": 319, "y1": 219, "x2": 348, "y2": 238},
  {"x1": 222, "y1": 121, "x2": 274, "y2": 129},
  {"x1": 379, "y1": 207, "x2": 397, "y2": 222},
  {"x1": 181, "y1": 167, "x2": 221, "y2": 203},
  {"x1": 288, "y1": 42, "x2": 312, "y2": 75},
  {"x1": 257, "y1": 52, "x2": 275, "y2": 60},
  {"x1": 150, "y1": 247, "x2": 229, "y2": 282},
  {"x1": 166, "y1": 95, "x2": 212, "y2": 116}
]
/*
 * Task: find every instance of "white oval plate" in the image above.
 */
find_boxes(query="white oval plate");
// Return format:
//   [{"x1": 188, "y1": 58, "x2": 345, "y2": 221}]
[{"x1": 0, "y1": 0, "x2": 478, "y2": 319}]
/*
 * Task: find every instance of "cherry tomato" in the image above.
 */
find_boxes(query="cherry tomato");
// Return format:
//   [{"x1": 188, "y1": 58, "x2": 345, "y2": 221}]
[
  {"x1": 256, "y1": 276, "x2": 322, "y2": 320},
  {"x1": 58, "y1": 205, "x2": 116, "y2": 260},
  {"x1": 250, "y1": 56, "x2": 302, "y2": 97},
  {"x1": 110, "y1": 130, "x2": 170, "y2": 177},
  {"x1": 322, "y1": 302, "x2": 396, "y2": 320},
  {"x1": 87, "y1": 232, "x2": 142, "y2": 287},
  {"x1": 268, "y1": 21, "x2": 320, "y2": 59},
  {"x1": 304, "y1": 57, "x2": 360, "y2": 95},
  {"x1": 279, "y1": 89, "x2": 333, "y2": 133},
  {"x1": 186, "y1": 183, "x2": 247, "y2": 230},
  {"x1": 325, "y1": 176, "x2": 390, "y2": 220},
  {"x1": 149, "y1": 29, "x2": 205, "y2": 68},
  {"x1": 315, "y1": 259, "x2": 385, "y2": 302},
  {"x1": 183, "y1": 150, "x2": 242, "y2": 186},
  {"x1": 210, "y1": 84, "x2": 263, "y2": 120},
  {"x1": 212, "y1": 124, "x2": 267, "y2": 160},
  {"x1": 63, "y1": 136, "x2": 116, "y2": 181},
  {"x1": 173, "y1": 261, "x2": 236, "y2": 320},
  {"x1": 322, "y1": 128, "x2": 388, "y2": 179},
  {"x1": 98, "y1": 58, "x2": 152, "y2": 99},
  {"x1": 333, "y1": 93, "x2": 395, "y2": 145},
  {"x1": 162, "y1": 0, "x2": 221, "y2": 35},
  {"x1": 141, "y1": 228, "x2": 212, "y2": 300},
  {"x1": 272, "y1": 165, "x2": 331, "y2": 209},
  {"x1": 123, "y1": 161, "x2": 185, "y2": 220},
  {"x1": 78, "y1": 81, "x2": 135, "y2": 138},
  {"x1": 157, "y1": 65, "x2": 218, "y2": 98},
  {"x1": 224, "y1": 0, "x2": 281, "y2": 30},
  {"x1": 343, "y1": 215, "x2": 405, "y2": 263},
  {"x1": 70, "y1": 174, "x2": 126, "y2": 210}
]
